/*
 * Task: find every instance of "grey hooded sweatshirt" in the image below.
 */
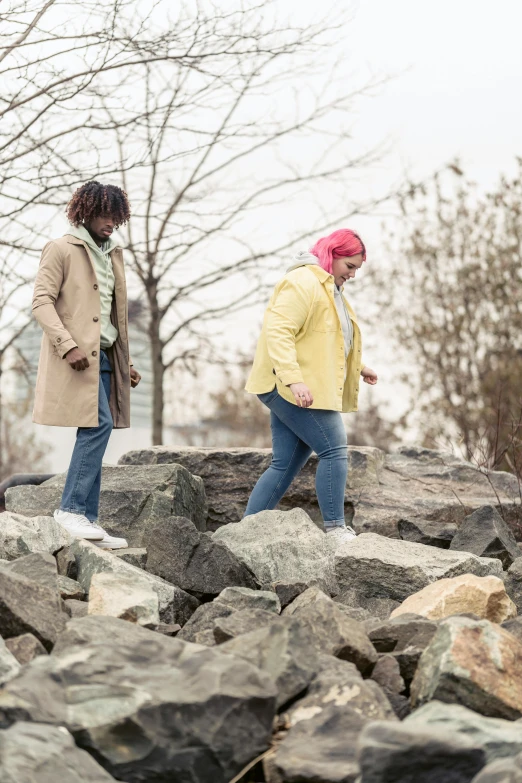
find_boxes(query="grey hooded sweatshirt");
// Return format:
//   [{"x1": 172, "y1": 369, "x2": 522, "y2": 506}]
[{"x1": 287, "y1": 251, "x2": 353, "y2": 365}]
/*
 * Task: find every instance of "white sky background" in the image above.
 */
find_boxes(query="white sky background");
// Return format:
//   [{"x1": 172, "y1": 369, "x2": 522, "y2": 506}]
[{"x1": 24, "y1": 0, "x2": 522, "y2": 468}]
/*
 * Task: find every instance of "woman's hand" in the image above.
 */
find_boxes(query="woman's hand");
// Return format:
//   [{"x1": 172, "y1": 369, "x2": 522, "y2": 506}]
[
  {"x1": 289, "y1": 382, "x2": 314, "y2": 408},
  {"x1": 361, "y1": 366, "x2": 378, "y2": 385}
]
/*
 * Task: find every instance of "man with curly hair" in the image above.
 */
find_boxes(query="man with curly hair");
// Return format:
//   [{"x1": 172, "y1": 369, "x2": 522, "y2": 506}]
[{"x1": 32, "y1": 181, "x2": 141, "y2": 548}]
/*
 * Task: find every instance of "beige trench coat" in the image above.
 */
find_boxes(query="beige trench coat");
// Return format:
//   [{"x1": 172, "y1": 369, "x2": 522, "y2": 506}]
[{"x1": 32, "y1": 235, "x2": 132, "y2": 428}]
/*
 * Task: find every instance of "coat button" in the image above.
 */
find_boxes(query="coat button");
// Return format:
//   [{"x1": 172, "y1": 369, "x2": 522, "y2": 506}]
[
  {"x1": 93, "y1": 317, "x2": 99, "y2": 322},
  {"x1": 92, "y1": 350, "x2": 97, "y2": 357},
  {"x1": 56, "y1": 337, "x2": 61, "y2": 343},
  {"x1": 93, "y1": 284, "x2": 98, "y2": 290}
]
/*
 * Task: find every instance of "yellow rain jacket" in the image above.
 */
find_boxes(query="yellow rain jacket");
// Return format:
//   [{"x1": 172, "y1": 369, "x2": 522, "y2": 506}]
[{"x1": 245, "y1": 254, "x2": 363, "y2": 412}]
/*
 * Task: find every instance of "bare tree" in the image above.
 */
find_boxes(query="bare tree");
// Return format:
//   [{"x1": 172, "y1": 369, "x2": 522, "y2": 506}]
[
  {"x1": 384, "y1": 159, "x2": 522, "y2": 465},
  {"x1": 2, "y1": 0, "x2": 392, "y2": 445}
]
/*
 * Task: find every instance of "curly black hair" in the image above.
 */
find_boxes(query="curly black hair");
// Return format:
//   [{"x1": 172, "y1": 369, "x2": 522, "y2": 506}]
[{"x1": 66, "y1": 181, "x2": 131, "y2": 228}]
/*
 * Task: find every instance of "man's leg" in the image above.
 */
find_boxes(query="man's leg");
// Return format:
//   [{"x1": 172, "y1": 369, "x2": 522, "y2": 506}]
[
  {"x1": 84, "y1": 358, "x2": 113, "y2": 522},
  {"x1": 59, "y1": 352, "x2": 114, "y2": 522}
]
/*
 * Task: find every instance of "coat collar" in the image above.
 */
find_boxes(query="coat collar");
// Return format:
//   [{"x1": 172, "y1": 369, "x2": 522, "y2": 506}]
[{"x1": 64, "y1": 234, "x2": 122, "y2": 252}]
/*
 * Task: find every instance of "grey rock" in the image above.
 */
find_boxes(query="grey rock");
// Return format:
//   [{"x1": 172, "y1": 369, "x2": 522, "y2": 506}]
[
  {"x1": 283, "y1": 587, "x2": 377, "y2": 675},
  {"x1": 6, "y1": 463, "x2": 207, "y2": 546},
  {"x1": 336, "y1": 603, "x2": 376, "y2": 623},
  {"x1": 273, "y1": 580, "x2": 310, "y2": 609},
  {"x1": 118, "y1": 445, "x2": 384, "y2": 531},
  {"x1": 502, "y1": 617, "x2": 522, "y2": 644},
  {"x1": 57, "y1": 575, "x2": 85, "y2": 601},
  {"x1": 215, "y1": 585, "x2": 281, "y2": 614},
  {"x1": 0, "y1": 567, "x2": 65, "y2": 651},
  {"x1": 273, "y1": 658, "x2": 396, "y2": 783},
  {"x1": 113, "y1": 547, "x2": 147, "y2": 569},
  {"x1": 335, "y1": 588, "x2": 400, "y2": 620},
  {"x1": 69, "y1": 538, "x2": 199, "y2": 626},
  {"x1": 87, "y1": 570, "x2": 160, "y2": 626},
  {"x1": 472, "y1": 757, "x2": 522, "y2": 782},
  {"x1": 213, "y1": 608, "x2": 282, "y2": 644},
  {"x1": 371, "y1": 655, "x2": 405, "y2": 695},
  {"x1": 450, "y1": 505, "x2": 521, "y2": 569},
  {"x1": 144, "y1": 516, "x2": 257, "y2": 597},
  {"x1": 0, "y1": 637, "x2": 21, "y2": 684},
  {"x1": 411, "y1": 616, "x2": 522, "y2": 719},
  {"x1": 398, "y1": 517, "x2": 458, "y2": 548},
  {"x1": 368, "y1": 613, "x2": 438, "y2": 653},
  {"x1": 1, "y1": 551, "x2": 58, "y2": 593},
  {"x1": 4, "y1": 633, "x2": 47, "y2": 665},
  {"x1": 55, "y1": 546, "x2": 78, "y2": 580},
  {"x1": 52, "y1": 615, "x2": 192, "y2": 656},
  {"x1": 0, "y1": 511, "x2": 72, "y2": 561},
  {"x1": 334, "y1": 533, "x2": 503, "y2": 603},
  {"x1": 0, "y1": 623, "x2": 277, "y2": 783},
  {"x1": 406, "y1": 701, "x2": 522, "y2": 764},
  {"x1": 357, "y1": 720, "x2": 486, "y2": 783},
  {"x1": 0, "y1": 721, "x2": 117, "y2": 782},
  {"x1": 505, "y1": 559, "x2": 522, "y2": 613},
  {"x1": 177, "y1": 602, "x2": 235, "y2": 645},
  {"x1": 220, "y1": 616, "x2": 318, "y2": 708},
  {"x1": 213, "y1": 508, "x2": 337, "y2": 593},
  {"x1": 63, "y1": 599, "x2": 88, "y2": 619}
]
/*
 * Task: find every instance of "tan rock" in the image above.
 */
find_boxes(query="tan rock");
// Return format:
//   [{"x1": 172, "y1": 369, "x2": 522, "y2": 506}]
[
  {"x1": 88, "y1": 571, "x2": 160, "y2": 626},
  {"x1": 390, "y1": 574, "x2": 517, "y2": 623}
]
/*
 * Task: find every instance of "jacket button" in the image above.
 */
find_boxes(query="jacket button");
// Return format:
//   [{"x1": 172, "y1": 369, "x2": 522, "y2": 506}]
[
  {"x1": 93, "y1": 317, "x2": 99, "y2": 322},
  {"x1": 93, "y1": 284, "x2": 98, "y2": 290},
  {"x1": 56, "y1": 337, "x2": 61, "y2": 343},
  {"x1": 92, "y1": 350, "x2": 97, "y2": 357}
]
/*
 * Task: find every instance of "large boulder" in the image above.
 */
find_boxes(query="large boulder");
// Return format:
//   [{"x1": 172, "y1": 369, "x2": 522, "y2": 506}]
[
  {"x1": 212, "y1": 508, "x2": 337, "y2": 593},
  {"x1": 118, "y1": 445, "x2": 384, "y2": 530},
  {"x1": 0, "y1": 721, "x2": 118, "y2": 782},
  {"x1": 368, "y1": 613, "x2": 438, "y2": 688},
  {"x1": 398, "y1": 517, "x2": 458, "y2": 548},
  {"x1": 357, "y1": 720, "x2": 486, "y2": 783},
  {"x1": 0, "y1": 621, "x2": 277, "y2": 783},
  {"x1": 411, "y1": 616, "x2": 522, "y2": 719},
  {"x1": 405, "y1": 701, "x2": 522, "y2": 763},
  {"x1": 215, "y1": 586, "x2": 281, "y2": 614},
  {"x1": 87, "y1": 571, "x2": 160, "y2": 626},
  {"x1": 69, "y1": 539, "x2": 199, "y2": 626},
  {"x1": 5, "y1": 464, "x2": 207, "y2": 545},
  {"x1": 505, "y1": 559, "x2": 522, "y2": 613},
  {"x1": 267, "y1": 655, "x2": 395, "y2": 783},
  {"x1": 0, "y1": 511, "x2": 72, "y2": 561},
  {"x1": 213, "y1": 608, "x2": 281, "y2": 644},
  {"x1": 177, "y1": 602, "x2": 236, "y2": 646},
  {"x1": 144, "y1": 516, "x2": 257, "y2": 597},
  {"x1": 219, "y1": 616, "x2": 318, "y2": 709},
  {"x1": 390, "y1": 574, "x2": 517, "y2": 623},
  {"x1": 334, "y1": 533, "x2": 503, "y2": 603},
  {"x1": 0, "y1": 567, "x2": 66, "y2": 651},
  {"x1": 282, "y1": 587, "x2": 377, "y2": 675},
  {"x1": 450, "y1": 505, "x2": 521, "y2": 569}
]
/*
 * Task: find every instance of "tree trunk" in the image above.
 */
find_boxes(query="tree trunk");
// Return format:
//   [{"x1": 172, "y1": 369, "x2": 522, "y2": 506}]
[{"x1": 148, "y1": 300, "x2": 165, "y2": 446}]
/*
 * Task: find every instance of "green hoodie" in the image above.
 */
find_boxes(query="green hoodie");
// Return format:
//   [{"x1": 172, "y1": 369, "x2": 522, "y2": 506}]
[{"x1": 65, "y1": 225, "x2": 119, "y2": 349}]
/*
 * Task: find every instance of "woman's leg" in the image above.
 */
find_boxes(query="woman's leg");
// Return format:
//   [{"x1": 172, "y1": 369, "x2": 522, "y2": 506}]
[
  {"x1": 263, "y1": 394, "x2": 348, "y2": 528},
  {"x1": 244, "y1": 408, "x2": 312, "y2": 516}
]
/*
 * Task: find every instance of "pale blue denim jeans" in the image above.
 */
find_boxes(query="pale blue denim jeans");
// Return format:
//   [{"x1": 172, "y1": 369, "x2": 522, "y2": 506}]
[
  {"x1": 60, "y1": 349, "x2": 113, "y2": 522},
  {"x1": 244, "y1": 387, "x2": 348, "y2": 528}
]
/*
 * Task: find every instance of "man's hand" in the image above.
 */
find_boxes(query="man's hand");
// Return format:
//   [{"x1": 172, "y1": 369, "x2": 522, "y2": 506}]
[
  {"x1": 65, "y1": 347, "x2": 90, "y2": 371},
  {"x1": 361, "y1": 366, "x2": 378, "y2": 385},
  {"x1": 130, "y1": 367, "x2": 141, "y2": 388},
  {"x1": 289, "y1": 382, "x2": 313, "y2": 408}
]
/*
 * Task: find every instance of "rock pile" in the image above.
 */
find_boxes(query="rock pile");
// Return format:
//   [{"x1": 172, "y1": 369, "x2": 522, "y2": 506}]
[{"x1": 0, "y1": 445, "x2": 522, "y2": 782}]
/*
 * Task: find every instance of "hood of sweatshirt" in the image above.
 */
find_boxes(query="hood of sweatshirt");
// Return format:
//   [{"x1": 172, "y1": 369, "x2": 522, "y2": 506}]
[
  {"x1": 65, "y1": 224, "x2": 118, "y2": 256},
  {"x1": 286, "y1": 250, "x2": 320, "y2": 273}
]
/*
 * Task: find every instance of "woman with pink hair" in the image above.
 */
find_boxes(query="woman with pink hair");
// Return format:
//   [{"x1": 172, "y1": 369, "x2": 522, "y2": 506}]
[{"x1": 244, "y1": 228, "x2": 378, "y2": 543}]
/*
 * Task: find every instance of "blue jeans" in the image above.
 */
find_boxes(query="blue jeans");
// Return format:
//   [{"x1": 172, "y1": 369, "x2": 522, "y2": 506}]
[
  {"x1": 244, "y1": 388, "x2": 348, "y2": 526},
  {"x1": 60, "y1": 350, "x2": 113, "y2": 522}
]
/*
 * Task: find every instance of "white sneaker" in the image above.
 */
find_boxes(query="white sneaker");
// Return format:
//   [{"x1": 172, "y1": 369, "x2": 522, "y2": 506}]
[
  {"x1": 53, "y1": 510, "x2": 104, "y2": 541},
  {"x1": 326, "y1": 525, "x2": 357, "y2": 545},
  {"x1": 90, "y1": 522, "x2": 128, "y2": 550}
]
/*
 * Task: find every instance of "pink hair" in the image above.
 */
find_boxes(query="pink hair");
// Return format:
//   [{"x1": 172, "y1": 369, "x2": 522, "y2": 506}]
[{"x1": 309, "y1": 229, "x2": 367, "y2": 274}]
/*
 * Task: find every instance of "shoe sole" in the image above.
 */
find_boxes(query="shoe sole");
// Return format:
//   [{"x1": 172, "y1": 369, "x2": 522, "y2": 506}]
[
  {"x1": 93, "y1": 541, "x2": 128, "y2": 550},
  {"x1": 69, "y1": 532, "x2": 104, "y2": 541}
]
